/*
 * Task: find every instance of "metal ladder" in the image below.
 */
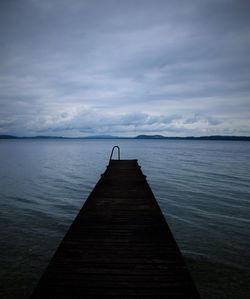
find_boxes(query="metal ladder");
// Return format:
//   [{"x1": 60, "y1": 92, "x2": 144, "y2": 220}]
[{"x1": 109, "y1": 146, "x2": 120, "y2": 162}]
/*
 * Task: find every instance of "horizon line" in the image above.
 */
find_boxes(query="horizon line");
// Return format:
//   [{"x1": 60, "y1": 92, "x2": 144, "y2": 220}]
[{"x1": 0, "y1": 134, "x2": 250, "y2": 140}]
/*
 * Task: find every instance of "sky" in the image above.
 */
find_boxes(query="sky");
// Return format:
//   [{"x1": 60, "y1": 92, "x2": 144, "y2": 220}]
[{"x1": 0, "y1": 0, "x2": 250, "y2": 137}]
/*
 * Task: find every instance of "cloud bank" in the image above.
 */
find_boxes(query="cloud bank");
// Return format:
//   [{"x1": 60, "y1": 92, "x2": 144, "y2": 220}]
[{"x1": 0, "y1": 0, "x2": 250, "y2": 136}]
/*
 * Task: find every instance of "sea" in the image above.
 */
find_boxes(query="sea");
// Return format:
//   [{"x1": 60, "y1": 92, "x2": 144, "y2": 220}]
[{"x1": 0, "y1": 139, "x2": 249, "y2": 299}]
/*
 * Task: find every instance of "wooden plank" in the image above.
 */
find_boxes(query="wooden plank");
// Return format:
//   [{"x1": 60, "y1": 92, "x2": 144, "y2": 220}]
[{"x1": 31, "y1": 160, "x2": 200, "y2": 298}]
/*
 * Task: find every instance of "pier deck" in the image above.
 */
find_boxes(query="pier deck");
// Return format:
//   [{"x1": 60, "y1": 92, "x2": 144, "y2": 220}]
[{"x1": 31, "y1": 160, "x2": 200, "y2": 298}]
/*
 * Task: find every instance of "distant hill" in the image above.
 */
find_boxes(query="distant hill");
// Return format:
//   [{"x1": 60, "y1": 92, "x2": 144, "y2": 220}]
[
  {"x1": 135, "y1": 135, "x2": 250, "y2": 141},
  {"x1": 29, "y1": 136, "x2": 65, "y2": 139},
  {"x1": 83, "y1": 135, "x2": 128, "y2": 139},
  {"x1": 0, "y1": 134, "x2": 250, "y2": 141},
  {"x1": 135, "y1": 135, "x2": 166, "y2": 139},
  {"x1": 0, "y1": 135, "x2": 18, "y2": 139},
  {"x1": 0, "y1": 135, "x2": 65, "y2": 139},
  {"x1": 187, "y1": 135, "x2": 250, "y2": 141}
]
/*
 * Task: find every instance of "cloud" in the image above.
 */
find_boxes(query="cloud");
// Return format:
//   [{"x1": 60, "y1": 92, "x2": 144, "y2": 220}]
[
  {"x1": 1, "y1": 102, "x2": 247, "y2": 137},
  {"x1": 0, "y1": 0, "x2": 250, "y2": 136}
]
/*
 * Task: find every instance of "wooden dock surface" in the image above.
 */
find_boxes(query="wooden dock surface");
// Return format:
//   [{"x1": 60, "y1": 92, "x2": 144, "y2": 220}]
[{"x1": 31, "y1": 160, "x2": 200, "y2": 298}]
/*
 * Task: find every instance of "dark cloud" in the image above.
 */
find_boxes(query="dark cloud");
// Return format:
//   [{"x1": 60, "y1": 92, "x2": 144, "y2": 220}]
[{"x1": 0, "y1": 0, "x2": 249, "y2": 136}]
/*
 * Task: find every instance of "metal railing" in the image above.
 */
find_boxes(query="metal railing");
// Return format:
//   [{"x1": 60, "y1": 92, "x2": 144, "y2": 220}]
[{"x1": 109, "y1": 146, "x2": 120, "y2": 162}]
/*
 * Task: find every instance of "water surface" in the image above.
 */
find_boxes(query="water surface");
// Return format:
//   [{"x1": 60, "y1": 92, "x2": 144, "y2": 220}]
[{"x1": 0, "y1": 139, "x2": 249, "y2": 298}]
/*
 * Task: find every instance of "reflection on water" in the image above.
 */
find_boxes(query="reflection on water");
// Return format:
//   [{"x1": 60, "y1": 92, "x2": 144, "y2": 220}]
[{"x1": 0, "y1": 139, "x2": 250, "y2": 298}]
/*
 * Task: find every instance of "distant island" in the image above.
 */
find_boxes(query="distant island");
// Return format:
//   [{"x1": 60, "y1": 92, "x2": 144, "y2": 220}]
[
  {"x1": 0, "y1": 134, "x2": 250, "y2": 141},
  {"x1": 135, "y1": 135, "x2": 250, "y2": 141}
]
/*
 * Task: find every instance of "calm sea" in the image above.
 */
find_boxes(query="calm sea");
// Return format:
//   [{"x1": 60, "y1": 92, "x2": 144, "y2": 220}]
[{"x1": 0, "y1": 139, "x2": 249, "y2": 298}]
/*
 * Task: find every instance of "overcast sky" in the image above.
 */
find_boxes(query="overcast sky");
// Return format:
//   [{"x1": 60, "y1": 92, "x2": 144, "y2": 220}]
[{"x1": 0, "y1": 0, "x2": 250, "y2": 137}]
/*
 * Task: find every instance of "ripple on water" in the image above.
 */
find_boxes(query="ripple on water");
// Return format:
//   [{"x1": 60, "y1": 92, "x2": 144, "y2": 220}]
[{"x1": 0, "y1": 139, "x2": 250, "y2": 299}]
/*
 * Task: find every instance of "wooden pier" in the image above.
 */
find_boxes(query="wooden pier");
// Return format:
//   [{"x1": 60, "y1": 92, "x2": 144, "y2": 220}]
[{"x1": 31, "y1": 159, "x2": 200, "y2": 298}]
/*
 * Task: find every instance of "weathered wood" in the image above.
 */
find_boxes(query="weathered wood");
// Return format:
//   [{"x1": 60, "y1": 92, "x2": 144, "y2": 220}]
[{"x1": 31, "y1": 160, "x2": 200, "y2": 298}]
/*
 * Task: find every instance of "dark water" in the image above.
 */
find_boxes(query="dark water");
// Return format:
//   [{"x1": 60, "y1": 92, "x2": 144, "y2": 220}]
[{"x1": 0, "y1": 139, "x2": 249, "y2": 299}]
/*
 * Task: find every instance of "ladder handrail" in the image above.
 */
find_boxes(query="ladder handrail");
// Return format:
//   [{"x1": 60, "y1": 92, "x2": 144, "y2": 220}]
[{"x1": 109, "y1": 146, "x2": 120, "y2": 162}]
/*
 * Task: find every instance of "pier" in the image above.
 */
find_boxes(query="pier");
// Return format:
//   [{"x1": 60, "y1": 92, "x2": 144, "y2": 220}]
[{"x1": 31, "y1": 152, "x2": 200, "y2": 298}]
